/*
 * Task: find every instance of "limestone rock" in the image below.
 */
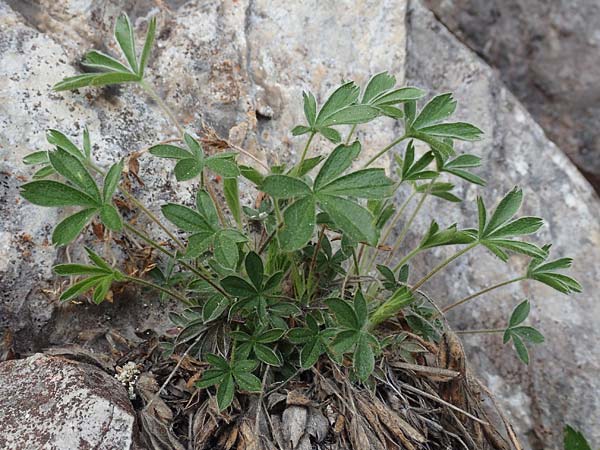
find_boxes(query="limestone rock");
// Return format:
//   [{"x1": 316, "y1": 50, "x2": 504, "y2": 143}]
[
  {"x1": 0, "y1": 353, "x2": 138, "y2": 449},
  {"x1": 423, "y1": 0, "x2": 600, "y2": 190},
  {"x1": 401, "y1": 2, "x2": 600, "y2": 447},
  {"x1": 0, "y1": 0, "x2": 599, "y2": 448}
]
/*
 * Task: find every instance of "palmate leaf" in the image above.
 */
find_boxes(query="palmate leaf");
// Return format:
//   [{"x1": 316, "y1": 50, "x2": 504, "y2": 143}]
[
  {"x1": 526, "y1": 245, "x2": 582, "y2": 294},
  {"x1": 476, "y1": 188, "x2": 547, "y2": 261},
  {"x1": 360, "y1": 72, "x2": 424, "y2": 120},
  {"x1": 293, "y1": 82, "x2": 381, "y2": 143},
  {"x1": 53, "y1": 14, "x2": 157, "y2": 91},
  {"x1": 54, "y1": 247, "x2": 124, "y2": 303},
  {"x1": 261, "y1": 141, "x2": 391, "y2": 250},
  {"x1": 396, "y1": 141, "x2": 437, "y2": 182},
  {"x1": 150, "y1": 133, "x2": 240, "y2": 181},
  {"x1": 502, "y1": 300, "x2": 544, "y2": 365}
]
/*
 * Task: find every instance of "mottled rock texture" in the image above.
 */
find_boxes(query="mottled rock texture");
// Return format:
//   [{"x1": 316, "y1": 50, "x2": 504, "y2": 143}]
[
  {"x1": 0, "y1": 0, "x2": 598, "y2": 448},
  {"x1": 0, "y1": 353, "x2": 138, "y2": 449},
  {"x1": 402, "y1": 3, "x2": 600, "y2": 447},
  {"x1": 424, "y1": 0, "x2": 600, "y2": 191}
]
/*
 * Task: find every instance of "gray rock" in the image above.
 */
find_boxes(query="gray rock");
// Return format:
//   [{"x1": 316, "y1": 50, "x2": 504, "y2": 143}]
[
  {"x1": 0, "y1": 353, "x2": 138, "y2": 449},
  {"x1": 0, "y1": 0, "x2": 598, "y2": 448},
  {"x1": 423, "y1": 0, "x2": 600, "y2": 191},
  {"x1": 402, "y1": 2, "x2": 600, "y2": 447}
]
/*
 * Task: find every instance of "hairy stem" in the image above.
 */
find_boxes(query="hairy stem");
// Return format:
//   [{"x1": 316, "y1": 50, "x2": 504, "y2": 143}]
[
  {"x1": 384, "y1": 180, "x2": 435, "y2": 266},
  {"x1": 121, "y1": 188, "x2": 185, "y2": 249},
  {"x1": 439, "y1": 276, "x2": 526, "y2": 316},
  {"x1": 345, "y1": 124, "x2": 357, "y2": 145},
  {"x1": 124, "y1": 275, "x2": 190, "y2": 304},
  {"x1": 123, "y1": 222, "x2": 229, "y2": 297},
  {"x1": 412, "y1": 242, "x2": 478, "y2": 291},
  {"x1": 294, "y1": 132, "x2": 316, "y2": 175},
  {"x1": 140, "y1": 80, "x2": 184, "y2": 136},
  {"x1": 455, "y1": 328, "x2": 504, "y2": 335},
  {"x1": 362, "y1": 134, "x2": 407, "y2": 168}
]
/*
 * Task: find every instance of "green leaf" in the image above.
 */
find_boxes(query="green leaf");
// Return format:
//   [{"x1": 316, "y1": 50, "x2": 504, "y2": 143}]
[
  {"x1": 233, "y1": 371, "x2": 263, "y2": 392},
  {"x1": 213, "y1": 233, "x2": 238, "y2": 269},
  {"x1": 48, "y1": 148, "x2": 101, "y2": 201},
  {"x1": 53, "y1": 72, "x2": 141, "y2": 91},
  {"x1": 418, "y1": 122, "x2": 483, "y2": 141},
  {"x1": 245, "y1": 252, "x2": 264, "y2": 290},
  {"x1": 186, "y1": 231, "x2": 213, "y2": 258},
  {"x1": 320, "y1": 105, "x2": 380, "y2": 127},
  {"x1": 512, "y1": 334, "x2": 529, "y2": 364},
  {"x1": 83, "y1": 127, "x2": 91, "y2": 159},
  {"x1": 261, "y1": 175, "x2": 312, "y2": 199},
  {"x1": 419, "y1": 222, "x2": 475, "y2": 249},
  {"x1": 486, "y1": 217, "x2": 544, "y2": 238},
  {"x1": 161, "y1": 203, "x2": 212, "y2": 232},
  {"x1": 32, "y1": 166, "x2": 56, "y2": 178},
  {"x1": 318, "y1": 194, "x2": 378, "y2": 245},
  {"x1": 300, "y1": 338, "x2": 324, "y2": 368},
  {"x1": 372, "y1": 87, "x2": 425, "y2": 105},
  {"x1": 564, "y1": 425, "x2": 592, "y2": 450},
  {"x1": 206, "y1": 156, "x2": 240, "y2": 178},
  {"x1": 362, "y1": 72, "x2": 396, "y2": 104},
  {"x1": 221, "y1": 276, "x2": 256, "y2": 297},
  {"x1": 296, "y1": 155, "x2": 324, "y2": 177},
  {"x1": 279, "y1": 195, "x2": 316, "y2": 251},
  {"x1": 82, "y1": 50, "x2": 131, "y2": 73},
  {"x1": 233, "y1": 359, "x2": 258, "y2": 372},
  {"x1": 23, "y1": 151, "x2": 49, "y2": 165},
  {"x1": 484, "y1": 187, "x2": 523, "y2": 236},
  {"x1": 318, "y1": 168, "x2": 394, "y2": 199},
  {"x1": 314, "y1": 141, "x2": 361, "y2": 190},
  {"x1": 354, "y1": 291, "x2": 368, "y2": 327},
  {"x1": 354, "y1": 334, "x2": 375, "y2": 381},
  {"x1": 52, "y1": 208, "x2": 97, "y2": 246},
  {"x1": 21, "y1": 180, "x2": 99, "y2": 207},
  {"x1": 59, "y1": 275, "x2": 105, "y2": 302},
  {"x1": 114, "y1": 13, "x2": 138, "y2": 73},
  {"x1": 254, "y1": 343, "x2": 282, "y2": 366},
  {"x1": 53, "y1": 263, "x2": 110, "y2": 276},
  {"x1": 85, "y1": 247, "x2": 114, "y2": 272},
  {"x1": 216, "y1": 373, "x2": 235, "y2": 411},
  {"x1": 174, "y1": 158, "x2": 203, "y2": 181},
  {"x1": 202, "y1": 295, "x2": 229, "y2": 322},
  {"x1": 46, "y1": 130, "x2": 84, "y2": 158},
  {"x1": 316, "y1": 81, "x2": 360, "y2": 125},
  {"x1": 99, "y1": 204, "x2": 122, "y2": 231},
  {"x1": 477, "y1": 196, "x2": 487, "y2": 237},
  {"x1": 326, "y1": 298, "x2": 359, "y2": 329},
  {"x1": 509, "y1": 300, "x2": 530, "y2": 327},
  {"x1": 93, "y1": 278, "x2": 111, "y2": 304},
  {"x1": 139, "y1": 16, "x2": 157, "y2": 77},
  {"x1": 196, "y1": 369, "x2": 226, "y2": 389},
  {"x1": 302, "y1": 91, "x2": 317, "y2": 126},
  {"x1": 330, "y1": 329, "x2": 360, "y2": 354},
  {"x1": 223, "y1": 178, "x2": 242, "y2": 227},
  {"x1": 103, "y1": 160, "x2": 123, "y2": 203},
  {"x1": 484, "y1": 239, "x2": 547, "y2": 259},
  {"x1": 512, "y1": 326, "x2": 545, "y2": 344},
  {"x1": 149, "y1": 144, "x2": 192, "y2": 159},
  {"x1": 412, "y1": 93, "x2": 457, "y2": 129},
  {"x1": 319, "y1": 127, "x2": 342, "y2": 143},
  {"x1": 206, "y1": 353, "x2": 230, "y2": 370}
]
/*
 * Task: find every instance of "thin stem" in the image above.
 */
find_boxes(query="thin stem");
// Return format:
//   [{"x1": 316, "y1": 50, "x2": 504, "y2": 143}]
[
  {"x1": 123, "y1": 222, "x2": 229, "y2": 297},
  {"x1": 455, "y1": 328, "x2": 504, "y2": 335},
  {"x1": 121, "y1": 188, "x2": 185, "y2": 250},
  {"x1": 307, "y1": 226, "x2": 326, "y2": 301},
  {"x1": 294, "y1": 132, "x2": 316, "y2": 175},
  {"x1": 439, "y1": 276, "x2": 526, "y2": 316},
  {"x1": 140, "y1": 80, "x2": 184, "y2": 136},
  {"x1": 412, "y1": 243, "x2": 478, "y2": 291},
  {"x1": 345, "y1": 124, "x2": 357, "y2": 145},
  {"x1": 392, "y1": 246, "x2": 421, "y2": 272},
  {"x1": 125, "y1": 275, "x2": 190, "y2": 304},
  {"x1": 362, "y1": 191, "x2": 416, "y2": 275},
  {"x1": 362, "y1": 134, "x2": 407, "y2": 168},
  {"x1": 383, "y1": 181, "x2": 434, "y2": 266}
]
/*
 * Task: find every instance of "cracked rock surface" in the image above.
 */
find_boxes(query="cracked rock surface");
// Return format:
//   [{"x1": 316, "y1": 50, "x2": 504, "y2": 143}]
[
  {"x1": 0, "y1": 353, "x2": 138, "y2": 450},
  {"x1": 0, "y1": 0, "x2": 598, "y2": 448}
]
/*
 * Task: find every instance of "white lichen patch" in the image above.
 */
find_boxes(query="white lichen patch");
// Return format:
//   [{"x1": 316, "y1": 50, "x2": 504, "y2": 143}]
[{"x1": 114, "y1": 362, "x2": 140, "y2": 400}]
